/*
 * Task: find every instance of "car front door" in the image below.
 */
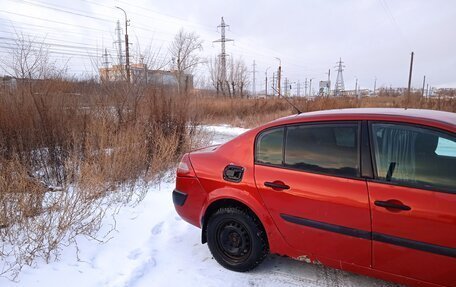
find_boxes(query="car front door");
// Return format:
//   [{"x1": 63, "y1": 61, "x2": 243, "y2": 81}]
[
  {"x1": 254, "y1": 121, "x2": 372, "y2": 267},
  {"x1": 368, "y1": 122, "x2": 456, "y2": 286}
]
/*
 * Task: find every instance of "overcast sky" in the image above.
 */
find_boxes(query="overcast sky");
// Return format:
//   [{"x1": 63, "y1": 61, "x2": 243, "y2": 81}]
[{"x1": 1, "y1": 0, "x2": 455, "y2": 91}]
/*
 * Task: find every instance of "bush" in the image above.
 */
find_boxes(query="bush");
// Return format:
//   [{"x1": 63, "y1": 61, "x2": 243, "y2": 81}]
[{"x1": 0, "y1": 80, "x2": 201, "y2": 278}]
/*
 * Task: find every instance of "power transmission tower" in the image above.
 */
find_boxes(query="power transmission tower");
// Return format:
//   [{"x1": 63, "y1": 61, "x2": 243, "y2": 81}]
[
  {"x1": 334, "y1": 58, "x2": 345, "y2": 96},
  {"x1": 326, "y1": 69, "x2": 331, "y2": 96},
  {"x1": 102, "y1": 48, "x2": 110, "y2": 69},
  {"x1": 252, "y1": 60, "x2": 257, "y2": 96},
  {"x1": 297, "y1": 80, "x2": 301, "y2": 97},
  {"x1": 213, "y1": 17, "x2": 234, "y2": 85},
  {"x1": 102, "y1": 48, "x2": 110, "y2": 80},
  {"x1": 309, "y1": 78, "x2": 313, "y2": 97},
  {"x1": 114, "y1": 20, "x2": 124, "y2": 68}
]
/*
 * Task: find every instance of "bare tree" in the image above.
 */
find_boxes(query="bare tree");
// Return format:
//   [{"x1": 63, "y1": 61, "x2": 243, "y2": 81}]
[
  {"x1": 169, "y1": 29, "x2": 203, "y2": 93},
  {"x1": 229, "y1": 57, "x2": 250, "y2": 98},
  {"x1": 208, "y1": 56, "x2": 222, "y2": 94},
  {"x1": 0, "y1": 32, "x2": 57, "y2": 80},
  {"x1": 208, "y1": 56, "x2": 249, "y2": 98}
]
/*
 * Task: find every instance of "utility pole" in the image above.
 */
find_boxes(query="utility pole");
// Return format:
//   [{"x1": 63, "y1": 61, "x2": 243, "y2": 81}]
[
  {"x1": 265, "y1": 67, "x2": 270, "y2": 96},
  {"x1": 252, "y1": 60, "x2": 257, "y2": 96},
  {"x1": 213, "y1": 17, "x2": 234, "y2": 87},
  {"x1": 426, "y1": 83, "x2": 429, "y2": 97},
  {"x1": 421, "y1": 75, "x2": 426, "y2": 97},
  {"x1": 355, "y1": 78, "x2": 358, "y2": 98},
  {"x1": 309, "y1": 78, "x2": 313, "y2": 97},
  {"x1": 407, "y1": 51, "x2": 414, "y2": 102},
  {"x1": 275, "y1": 57, "x2": 281, "y2": 97},
  {"x1": 373, "y1": 77, "x2": 377, "y2": 96},
  {"x1": 304, "y1": 78, "x2": 308, "y2": 97},
  {"x1": 116, "y1": 7, "x2": 130, "y2": 83},
  {"x1": 284, "y1": 77, "x2": 288, "y2": 96},
  {"x1": 272, "y1": 72, "x2": 276, "y2": 96}
]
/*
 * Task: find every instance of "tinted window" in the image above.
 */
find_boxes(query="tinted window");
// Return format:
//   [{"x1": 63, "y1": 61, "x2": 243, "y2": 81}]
[
  {"x1": 256, "y1": 128, "x2": 284, "y2": 165},
  {"x1": 371, "y1": 123, "x2": 456, "y2": 192},
  {"x1": 284, "y1": 123, "x2": 360, "y2": 177}
]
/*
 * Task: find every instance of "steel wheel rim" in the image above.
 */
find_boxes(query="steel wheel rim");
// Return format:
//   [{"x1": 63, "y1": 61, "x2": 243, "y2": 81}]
[{"x1": 215, "y1": 218, "x2": 252, "y2": 263}]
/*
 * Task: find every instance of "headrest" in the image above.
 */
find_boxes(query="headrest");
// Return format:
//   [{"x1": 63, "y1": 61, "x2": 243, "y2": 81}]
[{"x1": 415, "y1": 132, "x2": 438, "y2": 155}]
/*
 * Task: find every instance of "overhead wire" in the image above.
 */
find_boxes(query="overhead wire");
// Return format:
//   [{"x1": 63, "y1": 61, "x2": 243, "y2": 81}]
[{"x1": 1, "y1": 0, "x2": 327, "y2": 80}]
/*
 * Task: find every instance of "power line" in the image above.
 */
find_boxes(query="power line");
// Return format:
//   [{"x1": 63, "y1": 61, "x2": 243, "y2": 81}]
[
  {"x1": 378, "y1": 0, "x2": 411, "y2": 49},
  {"x1": 0, "y1": 10, "x2": 110, "y2": 33},
  {"x1": 6, "y1": 0, "x2": 112, "y2": 23},
  {"x1": 1, "y1": 2, "x2": 327, "y2": 84}
]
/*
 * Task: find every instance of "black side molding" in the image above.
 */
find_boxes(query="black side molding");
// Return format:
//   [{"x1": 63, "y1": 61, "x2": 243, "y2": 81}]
[
  {"x1": 280, "y1": 213, "x2": 456, "y2": 258},
  {"x1": 280, "y1": 214, "x2": 371, "y2": 240},
  {"x1": 172, "y1": 189, "x2": 188, "y2": 206},
  {"x1": 372, "y1": 233, "x2": 456, "y2": 258}
]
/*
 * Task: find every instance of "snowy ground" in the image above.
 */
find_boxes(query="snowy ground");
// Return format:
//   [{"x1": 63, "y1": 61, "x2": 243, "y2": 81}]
[{"x1": 0, "y1": 125, "x2": 398, "y2": 287}]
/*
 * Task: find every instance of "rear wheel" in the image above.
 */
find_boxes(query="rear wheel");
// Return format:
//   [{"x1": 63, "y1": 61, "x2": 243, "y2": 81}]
[{"x1": 206, "y1": 207, "x2": 268, "y2": 272}]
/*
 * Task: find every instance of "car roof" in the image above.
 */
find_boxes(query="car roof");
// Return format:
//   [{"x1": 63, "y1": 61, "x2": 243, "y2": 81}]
[{"x1": 269, "y1": 108, "x2": 456, "y2": 130}]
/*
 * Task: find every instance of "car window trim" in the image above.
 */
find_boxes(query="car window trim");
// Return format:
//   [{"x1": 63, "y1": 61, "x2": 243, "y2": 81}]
[
  {"x1": 361, "y1": 120, "x2": 374, "y2": 179},
  {"x1": 368, "y1": 120, "x2": 456, "y2": 195},
  {"x1": 254, "y1": 120, "x2": 363, "y2": 181}
]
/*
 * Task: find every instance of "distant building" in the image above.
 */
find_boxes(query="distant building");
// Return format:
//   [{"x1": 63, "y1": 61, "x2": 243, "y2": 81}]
[
  {"x1": 99, "y1": 63, "x2": 193, "y2": 90},
  {"x1": 1, "y1": 76, "x2": 17, "y2": 91}
]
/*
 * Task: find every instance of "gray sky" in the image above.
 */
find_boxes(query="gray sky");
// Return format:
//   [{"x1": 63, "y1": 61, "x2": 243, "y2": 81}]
[{"x1": 1, "y1": 0, "x2": 455, "y2": 90}]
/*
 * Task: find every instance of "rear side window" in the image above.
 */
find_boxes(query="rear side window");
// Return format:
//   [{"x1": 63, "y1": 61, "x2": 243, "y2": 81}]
[
  {"x1": 371, "y1": 123, "x2": 456, "y2": 192},
  {"x1": 284, "y1": 123, "x2": 360, "y2": 177},
  {"x1": 256, "y1": 128, "x2": 284, "y2": 165}
]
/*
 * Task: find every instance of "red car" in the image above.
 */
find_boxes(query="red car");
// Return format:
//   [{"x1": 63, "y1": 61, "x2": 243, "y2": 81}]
[{"x1": 173, "y1": 108, "x2": 456, "y2": 287}]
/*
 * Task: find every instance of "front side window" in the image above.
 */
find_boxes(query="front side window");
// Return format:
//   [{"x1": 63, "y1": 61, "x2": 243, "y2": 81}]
[
  {"x1": 284, "y1": 123, "x2": 360, "y2": 177},
  {"x1": 371, "y1": 123, "x2": 456, "y2": 192}
]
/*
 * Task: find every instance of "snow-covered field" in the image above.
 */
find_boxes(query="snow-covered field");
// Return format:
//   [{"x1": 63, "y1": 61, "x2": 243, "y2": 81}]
[{"x1": 0, "y1": 125, "x2": 397, "y2": 287}]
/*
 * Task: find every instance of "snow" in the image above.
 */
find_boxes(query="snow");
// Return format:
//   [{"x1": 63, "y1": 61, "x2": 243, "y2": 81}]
[
  {"x1": 200, "y1": 124, "x2": 250, "y2": 145},
  {"x1": 0, "y1": 125, "x2": 396, "y2": 287}
]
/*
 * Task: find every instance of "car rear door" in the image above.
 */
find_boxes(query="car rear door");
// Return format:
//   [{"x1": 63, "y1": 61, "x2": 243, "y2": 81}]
[
  {"x1": 254, "y1": 121, "x2": 372, "y2": 267},
  {"x1": 368, "y1": 122, "x2": 456, "y2": 286}
]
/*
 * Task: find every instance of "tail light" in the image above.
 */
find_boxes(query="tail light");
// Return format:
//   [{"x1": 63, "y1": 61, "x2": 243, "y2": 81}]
[{"x1": 177, "y1": 153, "x2": 196, "y2": 177}]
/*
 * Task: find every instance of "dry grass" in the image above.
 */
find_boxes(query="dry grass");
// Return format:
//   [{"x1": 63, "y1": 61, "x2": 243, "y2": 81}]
[
  {"x1": 191, "y1": 90, "x2": 456, "y2": 128},
  {"x1": 0, "y1": 80, "x2": 202, "y2": 278}
]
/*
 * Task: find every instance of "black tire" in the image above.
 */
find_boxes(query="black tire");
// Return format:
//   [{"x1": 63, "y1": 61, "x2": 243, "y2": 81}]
[{"x1": 206, "y1": 207, "x2": 268, "y2": 272}]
